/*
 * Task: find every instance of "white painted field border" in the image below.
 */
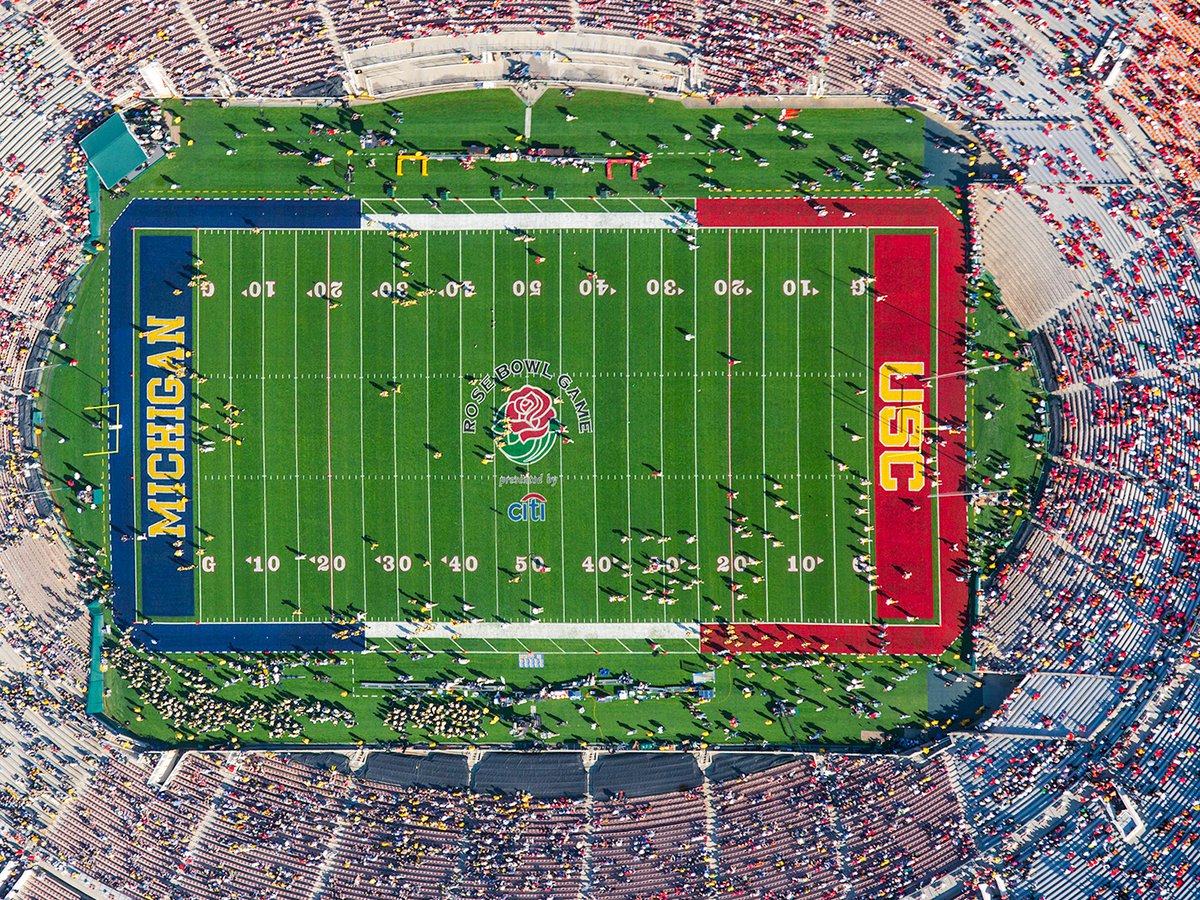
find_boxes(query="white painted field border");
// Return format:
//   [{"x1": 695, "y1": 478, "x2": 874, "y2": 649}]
[
  {"x1": 194, "y1": 231, "x2": 204, "y2": 622},
  {"x1": 366, "y1": 621, "x2": 702, "y2": 640}
]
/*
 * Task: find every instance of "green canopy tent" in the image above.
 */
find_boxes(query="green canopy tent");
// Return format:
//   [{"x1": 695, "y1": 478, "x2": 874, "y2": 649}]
[{"x1": 80, "y1": 113, "x2": 150, "y2": 189}]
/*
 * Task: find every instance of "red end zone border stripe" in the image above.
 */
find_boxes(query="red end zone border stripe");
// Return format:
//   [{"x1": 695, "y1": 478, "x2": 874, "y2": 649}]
[
  {"x1": 696, "y1": 197, "x2": 969, "y2": 655},
  {"x1": 872, "y1": 233, "x2": 934, "y2": 621}
]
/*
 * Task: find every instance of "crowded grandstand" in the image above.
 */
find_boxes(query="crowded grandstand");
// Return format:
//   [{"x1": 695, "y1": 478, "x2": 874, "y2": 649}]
[{"x1": 0, "y1": 0, "x2": 1196, "y2": 897}]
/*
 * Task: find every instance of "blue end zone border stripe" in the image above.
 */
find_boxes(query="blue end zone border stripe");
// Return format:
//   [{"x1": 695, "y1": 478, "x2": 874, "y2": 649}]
[
  {"x1": 128, "y1": 621, "x2": 364, "y2": 653},
  {"x1": 108, "y1": 199, "x2": 364, "y2": 654},
  {"x1": 137, "y1": 234, "x2": 196, "y2": 617}
]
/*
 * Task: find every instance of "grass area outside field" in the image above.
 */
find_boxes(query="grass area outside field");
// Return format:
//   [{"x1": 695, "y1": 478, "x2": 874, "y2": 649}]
[
  {"x1": 37, "y1": 90, "x2": 1016, "y2": 748},
  {"x1": 103, "y1": 640, "x2": 940, "y2": 747},
  {"x1": 39, "y1": 256, "x2": 110, "y2": 559},
  {"x1": 966, "y1": 273, "x2": 1048, "y2": 574},
  {"x1": 134, "y1": 90, "x2": 929, "y2": 205}
]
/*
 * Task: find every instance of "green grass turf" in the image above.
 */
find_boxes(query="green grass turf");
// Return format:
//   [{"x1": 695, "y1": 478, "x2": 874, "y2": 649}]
[
  {"x1": 102, "y1": 641, "x2": 939, "y2": 747},
  {"x1": 968, "y1": 273, "x2": 1048, "y2": 572},
  {"x1": 144, "y1": 225, "x2": 904, "y2": 628},
  {"x1": 131, "y1": 90, "x2": 928, "y2": 206},
  {"x1": 39, "y1": 255, "x2": 110, "y2": 558}
]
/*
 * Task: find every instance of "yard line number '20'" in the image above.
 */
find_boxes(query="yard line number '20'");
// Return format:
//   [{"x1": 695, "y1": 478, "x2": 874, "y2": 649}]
[
  {"x1": 717, "y1": 554, "x2": 753, "y2": 572},
  {"x1": 309, "y1": 281, "x2": 343, "y2": 299},
  {"x1": 714, "y1": 279, "x2": 751, "y2": 296}
]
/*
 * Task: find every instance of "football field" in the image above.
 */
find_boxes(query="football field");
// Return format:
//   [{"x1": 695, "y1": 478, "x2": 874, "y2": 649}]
[{"x1": 127, "y1": 215, "x2": 953, "y2": 636}]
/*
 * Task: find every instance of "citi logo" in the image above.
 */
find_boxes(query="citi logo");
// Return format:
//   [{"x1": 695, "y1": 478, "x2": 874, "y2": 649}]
[{"x1": 508, "y1": 493, "x2": 547, "y2": 522}]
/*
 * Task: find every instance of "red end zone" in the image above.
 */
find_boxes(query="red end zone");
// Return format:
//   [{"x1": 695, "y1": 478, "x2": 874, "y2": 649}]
[
  {"x1": 873, "y1": 233, "x2": 935, "y2": 620},
  {"x1": 696, "y1": 197, "x2": 968, "y2": 656}
]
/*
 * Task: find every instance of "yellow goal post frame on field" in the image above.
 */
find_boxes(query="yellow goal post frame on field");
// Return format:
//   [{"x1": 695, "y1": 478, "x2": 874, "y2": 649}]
[
  {"x1": 82, "y1": 403, "x2": 121, "y2": 457},
  {"x1": 396, "y1": 152, "x2": 430, "y2": 176}
]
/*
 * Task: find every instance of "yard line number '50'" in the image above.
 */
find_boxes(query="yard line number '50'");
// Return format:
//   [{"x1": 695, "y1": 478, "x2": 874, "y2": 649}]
[{"x1": 512, "y1": 279, "x2": 542, "y2": 296}]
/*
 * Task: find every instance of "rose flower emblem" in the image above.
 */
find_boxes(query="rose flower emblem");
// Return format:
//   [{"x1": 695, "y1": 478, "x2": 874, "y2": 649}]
[{"x1": 506, "y1": 385, "x2": 555, "y2": 442}]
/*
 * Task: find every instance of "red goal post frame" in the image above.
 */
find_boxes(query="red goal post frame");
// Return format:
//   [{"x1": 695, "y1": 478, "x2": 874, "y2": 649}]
[{"x1": 694, "y1": 197, "x2": 968, "y2": 656}]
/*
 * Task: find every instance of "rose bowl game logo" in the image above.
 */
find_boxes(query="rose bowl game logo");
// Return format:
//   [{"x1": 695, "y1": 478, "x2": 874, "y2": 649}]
[{"x1": 498, "y1": 384, "x2": 557, "y2": 466}]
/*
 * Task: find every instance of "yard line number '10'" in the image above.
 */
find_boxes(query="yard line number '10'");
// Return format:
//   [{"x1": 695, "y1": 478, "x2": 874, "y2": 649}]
[
  {"x1": 245, "y1": 554, "x2": 347, "y2": 572},
  {"x1": 241, "y1": 280, "x2": 276, "y2": 298}
]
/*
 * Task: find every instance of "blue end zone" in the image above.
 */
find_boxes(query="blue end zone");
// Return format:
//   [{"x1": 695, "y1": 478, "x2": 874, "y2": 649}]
[
  {"x1": 108, "y1": 200, "x2": 361, "y2": 653},
  {"x1": 136, "y1": 234, "x2": 196, "y2": 617}
]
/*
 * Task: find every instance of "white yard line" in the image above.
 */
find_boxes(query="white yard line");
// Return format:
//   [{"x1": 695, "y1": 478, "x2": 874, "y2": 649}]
[
  {"x1": 260, "y1": 233, "x2": 268, "y2": 620},
  {"x1": 459, "y1": 233, "x2": 468, "y2": 613},
  {"x1": 359, "y1": 232, "x2": 368, "y2": 618},
  {"x1": 657, "y1": 231, "x2": 667, "y2": 621},
  {"x1": 624, "y1": 230, "x2": 633, "y2": 624},
  {"x1": 491, "y1": 232, "x2": 500, "y2": 619},
  {"x1": 760, "y1": 230, "x2": 770, "y2": 622},
  {"x1": 829, "y1": 233, "x2": 838, "y2": 622},
  {"x1": 325, "y1": 233, "x2": 336, "y2": 615},
  {"x1": 524, "y1": 244, "x2": 534, "y2": 619},
  {"x1": 228, "y1": 231, "x2": 237, "y2": 620},
  {"x1": 588, "y1": 232, "x2": 601, "y2": 618},
  {"x1": 391, "y1": 237, "x2": 400, "y2": 619},
  {"x1": 725, "y1": 230, "x2": 735, "y2": 624},
  {"x1": 691, "y1": 233, "x2": 701, "y2": 626},
  {"x1": 424, "y1": 237, "x2": 435, "y2": 608},
  {"x1": 293, "y1": 233, "x2": 302, "y2": 613},
  {"x1": 557, "y1": 235, "x2": 567, "y2": 622},
  {"x1": 795, "y1": 229, "x2": 804, "y2": 620}
]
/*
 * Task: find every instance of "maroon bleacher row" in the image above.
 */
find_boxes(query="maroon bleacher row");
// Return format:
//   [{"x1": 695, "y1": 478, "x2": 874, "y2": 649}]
[
  {"x1": 0, "y1": 6, "x2": 96, "y2": 543},
  {"x1": 28, "y1": 752, "x2": 972, "y2": 900},
  {"x1": 25, "y1": 0, "x2": 975, "y2": 102}
]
